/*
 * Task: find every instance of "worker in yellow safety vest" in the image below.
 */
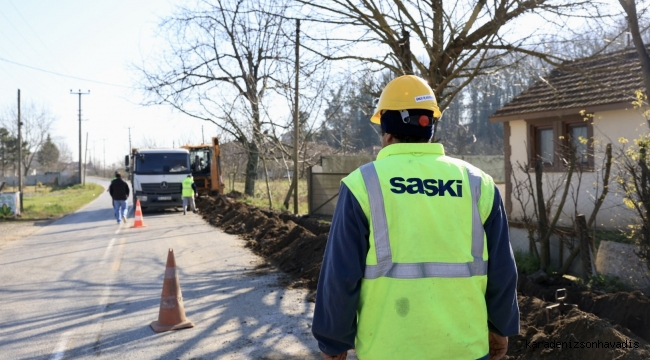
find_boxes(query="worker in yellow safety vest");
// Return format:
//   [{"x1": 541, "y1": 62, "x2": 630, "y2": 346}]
[
  {"x1": 182, "y1": 174, "x2": 198, "y2": 215},
  {"x1": 312, "y1": 75, "x2": 519, "y2": 360}
]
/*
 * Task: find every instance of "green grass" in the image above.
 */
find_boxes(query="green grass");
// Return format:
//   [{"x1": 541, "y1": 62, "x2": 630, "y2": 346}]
[
  {"x1": 584, "y1": 274, "x2": 631, "y2": 293},
  {"x1": 225, "y1": 178, "x2": 309, "y2": 214},
  {"x1": 2, "y1": 183, "x2": 103, "y2": 219},
  {"x1": 594, "y1": 229, "x2": 634, "y2": 248}
]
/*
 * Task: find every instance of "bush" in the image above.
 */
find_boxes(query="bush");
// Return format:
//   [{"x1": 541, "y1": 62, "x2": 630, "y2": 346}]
[
  {"x1": 514, "y1": 250, "x2": 540, "y2": 274},
  {"x1": 36, "y1": 182, "x2": 43, "y2": 188}
]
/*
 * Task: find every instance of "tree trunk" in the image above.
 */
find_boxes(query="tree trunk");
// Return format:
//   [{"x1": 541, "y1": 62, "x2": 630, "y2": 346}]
[
  {"x1": 620, "y1": 0, "x2": 650, "y2": 106},
  {"x1": 244, "y1": 141, "x2": 259, "y2": 197},
  {"x1": 560, "y1": 246, "x2": 580, "y2": 275},
  {"x1": 576, "y1": 214, "x2": 596, "y2": 279},
  {"x1": 535, "y1": 160, "x2": 550, "y2": 270},
  {"x1": 397, "y1": 30, "x2": 413, "y2": 75},
  {"x1": 261, "y1": 154, "x2": 273, "y2": 209}
]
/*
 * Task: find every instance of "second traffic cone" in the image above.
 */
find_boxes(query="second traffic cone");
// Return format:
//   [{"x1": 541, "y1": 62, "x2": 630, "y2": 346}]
[
  {"x1": 131, "y1": 199, "x2": 147, "y2": 228},
  {"x1": 150, "y1": 248, "x2": 194, "y2": 333}
]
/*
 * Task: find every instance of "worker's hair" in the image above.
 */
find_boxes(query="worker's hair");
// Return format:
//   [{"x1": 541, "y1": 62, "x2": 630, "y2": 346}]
[
  {"x1": 115, "y1": 173, "x2": 122, "y2": 178},
  {"x1": 381, "y1": 130, "x2": 430, "y2": 144}
]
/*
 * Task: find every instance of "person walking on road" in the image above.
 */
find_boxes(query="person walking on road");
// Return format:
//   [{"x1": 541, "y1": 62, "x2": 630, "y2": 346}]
[
  {"x1": 312, "y1": 75, "x2": 519, "y2": 360},
  {"x1": 108, "y1": 172, "x2": 130, "y2": 225},
  {"x1": 182, "y1": 174, "x2": 198, "y2": 215}
]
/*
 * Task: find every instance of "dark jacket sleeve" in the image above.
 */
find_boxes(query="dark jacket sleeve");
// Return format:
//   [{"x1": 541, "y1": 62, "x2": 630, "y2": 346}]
[
  {"x1": 485, "y1": 186, "x2": 520, "y2": 336},
  {"x1": 125, "y1": 182, "x2": 130, "y2": 199},
  {"x1": 312, "y1": 183, "x2": 368, "y2": 356},
  {"x1": 108, "y1": 181, "x2": 114, "y2": 197},
  {"x1": 192, "y1": 182, "x2": 197, "y2": 193}
]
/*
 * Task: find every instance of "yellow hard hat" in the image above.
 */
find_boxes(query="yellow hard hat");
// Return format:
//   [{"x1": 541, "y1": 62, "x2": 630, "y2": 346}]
[{"x1": 370, "y1": 75, "x2": 442, "y2": 124}]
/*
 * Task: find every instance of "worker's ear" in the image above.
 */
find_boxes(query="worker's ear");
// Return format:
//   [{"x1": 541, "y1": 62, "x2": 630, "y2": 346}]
[{"x1": 381, "y1": 132, "x2": 397, "y2": 147}]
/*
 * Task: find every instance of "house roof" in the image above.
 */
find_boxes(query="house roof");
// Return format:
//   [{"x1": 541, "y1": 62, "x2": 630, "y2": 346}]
[{"x1": 490, "y1": 46, "x2": 646, "y2": 122}]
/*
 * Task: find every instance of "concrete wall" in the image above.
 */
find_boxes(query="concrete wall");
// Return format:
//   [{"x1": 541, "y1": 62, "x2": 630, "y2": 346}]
[
  {"x1": 508, "y1": 109, "x2": 646, "y2": 229},
  {"x1": 509, "y1": 226, "x2": 584, "y2": 276},
  {"x1": 1, "y1": 172, "x2": 78, "y2": 187},
  {"x1": 596, "y1": 241, "x2": 650, "y2": 294}
]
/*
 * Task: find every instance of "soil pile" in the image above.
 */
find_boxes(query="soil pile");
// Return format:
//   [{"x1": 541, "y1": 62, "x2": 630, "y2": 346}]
[
  {"x1": 196, "y1": 195, "x2": 329, "y2": 289},
  {"x1": 519, "y1": 274, "x2": 650, "y2": 343},
  {"x1": 196, "y1": 194, "x2": 650, "y2": 359},
  {"x1": 507, "y1": 295, "x2": 650, "y2": 359}
]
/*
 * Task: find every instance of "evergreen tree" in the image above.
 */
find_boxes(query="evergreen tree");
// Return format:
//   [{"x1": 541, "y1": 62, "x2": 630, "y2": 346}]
[
  {"x1": 0, "y1": 128, "x2": 9, "y2": 177},
  {"x1": 0, "y1": 127, "x2": 29, "y2": 176},
  {"x1": 37, "y1": 134, "x2": 59, "y2": 172}
]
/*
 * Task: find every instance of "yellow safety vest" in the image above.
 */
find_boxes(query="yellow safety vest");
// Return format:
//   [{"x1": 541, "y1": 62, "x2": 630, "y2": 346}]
[
  {"x1": 182, "y1": 177, "x2": 194, "y2": 197},
  {"x1": 342, "y1": 143, "x2": 495, "y2": 360}
]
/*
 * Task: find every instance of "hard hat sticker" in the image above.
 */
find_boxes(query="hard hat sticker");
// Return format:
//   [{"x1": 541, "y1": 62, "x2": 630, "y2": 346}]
[{"x1": 414, "y1": 95, "x2": 434, "y2": 102}]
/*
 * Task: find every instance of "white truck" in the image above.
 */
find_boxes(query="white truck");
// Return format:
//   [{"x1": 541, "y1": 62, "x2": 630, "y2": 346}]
[{"x1": 125, "y1": 148, "x2": 191, "y2": 210}]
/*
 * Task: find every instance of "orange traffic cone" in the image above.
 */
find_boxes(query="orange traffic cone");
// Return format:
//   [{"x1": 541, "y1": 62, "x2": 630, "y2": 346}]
[
  {"x1": 150, "y1": 248, "x2": 194, "y2": 333},
  {"x1": 131, "y1": 199, "x2": 147, "y2": 228}
]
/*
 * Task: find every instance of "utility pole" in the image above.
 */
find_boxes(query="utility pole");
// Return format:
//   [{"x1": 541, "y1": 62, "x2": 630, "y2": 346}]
[
  {"x1": 127, "y1": 127, "x2": 132, "y2": 152},
  {"x1": 83, "y1": 132, "x2": 89, "y2": 186},
  {"x1": 293, "y1": 18, "x2": 300, "y2": 214},
  {"x1": 202, "y1": 125, "x2": 205, "y2": 144},
  {"x1": 102, "y1": 138, "x2": 106, "y2": 178},
  {"x1": 93, "y1": 141, "x2": 96, "y2": 175},
  {"x1": 70, "y1": 89, "x2": 90, "y2": 185},
  {"x1": 17, "y1": 89, "x2": 23, "y2": 213}
]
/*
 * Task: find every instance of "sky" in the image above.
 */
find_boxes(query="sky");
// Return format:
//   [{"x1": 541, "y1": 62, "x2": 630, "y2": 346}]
[{"x1": 0, "y1": 0, "x2": 213, "y2": 169}]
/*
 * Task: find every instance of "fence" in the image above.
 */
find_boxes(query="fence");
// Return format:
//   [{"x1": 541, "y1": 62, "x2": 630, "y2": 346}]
[
  {"x1": 1, "y1": 172, "x2": 78, "y2": 187},
  {"x1": 307, "y1": 169, "x2": 348, "y2": 216},
  {"x1": 308, "y1": 155, "x2": 376, "y2": 216}
]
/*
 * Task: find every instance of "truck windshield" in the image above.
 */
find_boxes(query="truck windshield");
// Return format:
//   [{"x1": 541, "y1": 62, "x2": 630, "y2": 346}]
[{"x1": 135, "y1": 153, "x2": 190, "y2": 174}]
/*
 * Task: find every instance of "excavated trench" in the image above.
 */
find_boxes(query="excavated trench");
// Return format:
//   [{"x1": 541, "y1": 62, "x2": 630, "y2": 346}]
[{"x1": 196, "y1": 195, "x2": 650, "y2": 359}]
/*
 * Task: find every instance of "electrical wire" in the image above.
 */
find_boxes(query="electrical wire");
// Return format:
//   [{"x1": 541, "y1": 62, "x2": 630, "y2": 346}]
[
  {"x1": 0, "y1": 57, "x2": 131, "y2": 88},
  {"x1": 8, "y1": 0, "x2": 72, "y2": 74}
]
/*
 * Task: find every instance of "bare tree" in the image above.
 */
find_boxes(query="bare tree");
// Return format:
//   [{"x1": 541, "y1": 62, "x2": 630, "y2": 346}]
[
  {"x1": 619, "y1": 0, "x2": 650, "y2": 101},
  {"x1": 298, "y1": 0, "x2": 613, "y2": 112},
  {"x1": 138, "y1": 0, "x2": 295, "y2": 196},
  {"x1": 0, "y1": 102, "x2": 56, "y2": 176},
  {"x1": 55, "y1": 139, "x2": 73, "y2": 173}
]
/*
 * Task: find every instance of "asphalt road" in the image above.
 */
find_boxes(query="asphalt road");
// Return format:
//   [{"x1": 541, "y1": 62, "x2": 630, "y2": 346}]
[{"x1": 0, "y1": 177, "x2": 321, "y2": 359}]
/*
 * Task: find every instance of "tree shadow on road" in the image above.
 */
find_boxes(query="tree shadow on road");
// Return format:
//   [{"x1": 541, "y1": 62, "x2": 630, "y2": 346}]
[{"x1": 0, "y1": 255, "x2": 322, "y2": 359}]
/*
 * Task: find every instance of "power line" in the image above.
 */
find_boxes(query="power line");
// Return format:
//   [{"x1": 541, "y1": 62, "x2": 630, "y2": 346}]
[
  {"x1": 8, "y1": 0, "x2": 72, "y2": 74},
  {"x1": 0, "y1": 10, "x2": 43, "y2": 61},
  {"x1": 0, "y1": 57, "x2": 131, "y2": 88}
]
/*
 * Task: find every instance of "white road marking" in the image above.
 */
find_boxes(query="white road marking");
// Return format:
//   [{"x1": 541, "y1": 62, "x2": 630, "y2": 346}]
[
  {"x1": 49, "y1": 237, "x2": 118, "y2": 358},
  {"x1": 102, "y1": 238, "x2": 117, "y2": 261},
  {"x1": 49, "y1": 331, "x2": 72, "y2": 360}
]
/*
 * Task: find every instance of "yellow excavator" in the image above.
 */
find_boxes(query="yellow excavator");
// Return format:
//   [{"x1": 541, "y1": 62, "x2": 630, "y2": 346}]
[{"x1": 181, "y1": 137, "x2": 224, "y2": 196}]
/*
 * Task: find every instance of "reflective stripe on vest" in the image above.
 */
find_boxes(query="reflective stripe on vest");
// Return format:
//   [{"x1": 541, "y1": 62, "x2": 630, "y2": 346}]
[{"x1": 359, "y1": 162, "x2": 487, "y2": 279}]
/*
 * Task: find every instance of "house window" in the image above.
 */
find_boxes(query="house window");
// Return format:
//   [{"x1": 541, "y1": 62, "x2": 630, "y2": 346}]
[
  {"x1": 568, "y1": 124, "x2": 589, "y2": 165},
  {"x1": 535, "y1": 127, "x2": 554, "y2": 165},
  {"x1": 528, "y1": 115, "x2": 593, "y2": 171}
]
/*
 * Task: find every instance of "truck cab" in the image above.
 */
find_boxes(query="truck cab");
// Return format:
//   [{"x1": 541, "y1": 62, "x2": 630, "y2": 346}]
[{"x1": 126, "y1": 148, "x2": 191, "y2": 209}]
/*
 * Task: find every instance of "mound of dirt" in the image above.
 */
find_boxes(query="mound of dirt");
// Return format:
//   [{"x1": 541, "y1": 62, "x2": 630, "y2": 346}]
[
  {"x1": 196, "y1": 195, "x2": 650, "y2": 359},
  {"x1": 196, "y1": 196, "x2": 329, "y2": 289},
  {"x1": 507, "y1": 296, "x2": 650, "y2": 359},
  {"x1": 518, "y1": 274, "x2": 650, "y2": 343}
]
